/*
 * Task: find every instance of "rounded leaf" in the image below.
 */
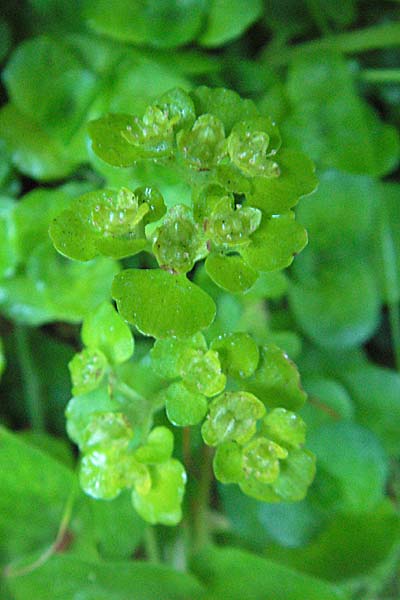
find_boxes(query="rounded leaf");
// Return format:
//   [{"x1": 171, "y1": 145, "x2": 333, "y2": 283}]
[
  {"x1": 213, "y1": 441, "x2": 243, "y2": 484},
  {"x1": 49, "y1": 209, "x2": 98, "y2": 262},
  {"x1": 82, "y1": 301, "x2": 134, "y2": 364},
  {"x1": 88, "y1": 113, "x2": 142, "y2": 167},
  {"x1": 153, "y1": 88, "x2": 196, "y2": 132},
  {"x1": 191, "y1": 86, "x2": 259, "y2": 135},
  {"x1": 134, "y1": 427, "x2": 174, "y2": 464},
  {"x1": 242, "y1": 437, "x2": 288, "y2": 485},
  {"x1": 164, "y1": 382, "x2": 208, "y2": 427},
  {"x1": 202, "y1": 391, "x2": 265, "y2": 446},
  {"x1": 248, "y1": 149, "x2": 317, "y2": 215},
  {"x1": 210, "y1": 332, "x2": 259, "y2": 379},
  {"x1": 80, "y1": 444, "x2": 145, "y2": 500},
  {"x1": 180, "y1": 349, "x2": 226, "y2": 397},
  {"x1": 85, "y1": 0, "x2": 207, "y2": 48},
  {"x1": 69, "y1": 348, "x2": 108, "y2": 396},
  {"x1": 263, "y1": 408, "x2": 306, "y2": 449},
  {"x1": 153, "y1": 205, "x2": 207, "y2": 274},
  {"x1": 243, "y1": 344, "x2": 307, "y2": 411},
  {"x1": 151, "y1": 333, "x2": 207, "y2": 379},
  {"x1": 177, "y1": 114, "x2": 227, "y2": 170},
  {"x1": 241, "y1": 213, "x2": 308, "y2": 272},
  {"x1": 112, "y1": 269, "x2": 216, "y2": 338},
  {"x1": 206, "y1": 253, "x2": 258, "y2": 293},
  {"x1": 80, "y1": 412, "x2": 133, "y2": 453},
  {"x1": 131, "y1": 459, "x2": 187, "y2": 526}
]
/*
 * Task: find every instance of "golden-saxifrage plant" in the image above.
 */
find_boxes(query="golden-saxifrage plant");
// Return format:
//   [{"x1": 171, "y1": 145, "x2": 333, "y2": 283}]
[{"x1": 49, "y1": 86, "x2": 318, "y2": 526}]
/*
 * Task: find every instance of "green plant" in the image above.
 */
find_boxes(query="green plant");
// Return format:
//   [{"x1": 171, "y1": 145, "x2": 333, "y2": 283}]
[{"x1": 46, "y1": 85, "x2": 317, "y2": 527}]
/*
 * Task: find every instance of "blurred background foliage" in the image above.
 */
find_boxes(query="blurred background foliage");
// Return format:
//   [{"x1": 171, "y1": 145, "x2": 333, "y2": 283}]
[{"x1": 0, "y1": 0, "x2": 399, "y2": 598}]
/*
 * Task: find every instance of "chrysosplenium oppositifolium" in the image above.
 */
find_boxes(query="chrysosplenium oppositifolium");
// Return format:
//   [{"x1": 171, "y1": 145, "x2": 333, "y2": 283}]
[{"x1": 50, "y1": 86, "x2": 318, "y2": 525}]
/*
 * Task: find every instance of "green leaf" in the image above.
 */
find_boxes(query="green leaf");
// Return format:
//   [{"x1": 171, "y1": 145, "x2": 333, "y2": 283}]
[
  {"x1": 272, "y1": 448, "x2": 316, "y2": 502},
  {"x1": 17, "y1": 432, "x2": 74, "y2": 469},
  {"x1": 191, "y1": 545, "x2": 349, "y2": 600},
  {"x1": 284, "y1": 52, "x2": 399, "y2": 177},
  {"x1": 300, "y1": 376, "x2": 354, "y2": 431},
  {"x1": 220, "y1": 485, "x2": 322, "y2": 548},
  {"x1": 153, "y1": 87, "x2": 196, "y2": 132},
  {"x1": 66, "y1": 387, "x2": 118, "y2": 450},
  {"x1": 339, "y1": 362, "x2": 400, "y2": 456},
  {"x1": 263, "y1": 408, "x2": 306, "y2": 449},
  {"x1": 243, "y1": 344, "x2": 307, "y2": 411},
  {"x1": 163, "y1": 382, "x2": 208, "y2": 426},
  {"x1": 372, "y1": 182, "x2": 400, "y2": 303},
  {"x1": 0, "y1": 243, "x2": 120, "y2": 325},
  {"x1": 0, "y1": 427, "x2": 76, "y2": 564},
  {"x1": 30, "y1": 243, "x2": 120, "y2": 320},
  {"x1": 177, "y1": 114, "x2": 227, "y2": 170},
  {"x1": 227, "y1": 117, "x2": 281, "y2": 177},
  {"x1": 3, "y1": 35, "x2": 97, "y2": 142},
  {"x1": 308, "y1": 422, "x2": 388, "y2": 513},
  {"x1": 112, "y1": 269, "x2": 216, "y2": 338},
  {"x1": 207, "y1": 196, "x2": 261, "y2": 248},
  {"x1": 0, "y1": 104, "x2": 76, "y2": 181},
  {"x1": 69, "y1": 348, "x2": 108, "y2": 396},
  {"x1": 294, "y1": 170, "x2": 378, "y2": 262},
  {"x1": 241, "y1": 213, "x2": 307, "y2": 272},
  {"x1": 213, "y1": 441, "x2": 244, "y2": 483},
  {"x1": 263, "y1": 502, "x2": 400, "y2": 587},
  {"x1": 13, "y1": 187, "x2": 76, "y2": 262},
  {"x1": 240, "y1": 447, "x2": 316, "y2": 503},
  {"x1": 202, "y1": 391, "x2": 265, "y2": 446},
  {"x1": 131, "y1": 458, "x2": 186, "y2": 526},
  {"x1": 105, "y1": 58, "x2": 191, "y2": 116},
  {"x1": 152, "y1": 204, "x2": 207, "y2": 274},
  {"x1": 25, "y1": 0, "x2": 85, "y2": 35},
  {"x1": 210, "y1": 332, "x2": 260, "y2": 378},
  {"x1": 191, "y1": 86, "x2": 259, "y2": 135},
  {"x1": 50, "y1": 189, "x2": 150, "y2": 262},
  {"x1": 8, "y1": 554, "x2": 204, "y2": 600},
  {"x1": 82, "y1": 301, "x2": 134, "y2": 365},
  {"x1": 180, "y1": 349, "x2": 226, "y2": 397},
  {"x1": 88, "y1": 113, "x2": 144, "y2": 167},
  {"x1": 0, "y1": 195, "x2": 17, "y2": 279},
  {"x1": 150, "y1": 334, "x2": 207, "y2": 379},
  {"x1": 134, "y1": 427, "x2": 174, "y2": 464},
  {"x1": 90, "y1": 490, "x2": 145, "y2": 559},
  {"x1": 79, "y1": 412, "x2": 134, "y2": 453},
  {"x1": 205, "y1": 253, "x2": 258, "y2": 293},
  {"x1": 199, "y1": 0, "x2": 263, "y2": 46},
  {"x1": 49, "y1": 208, "x2": 98, "y2": 261},
  {"x1": 248, "y1": 149, "x2": 318, "y2": 214},
  {"x1": 85, "y1": 0, "x2": 207, "y2": 48},
  {"x1": 289, "y1": 261, "x2": 380, "y2": 349},
  {"x1": 80, "y1": 442, "x2": 142, "y2": 501}
]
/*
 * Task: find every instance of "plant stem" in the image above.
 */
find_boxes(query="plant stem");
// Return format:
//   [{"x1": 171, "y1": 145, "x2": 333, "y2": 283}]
[
  {"x1": 15, "y1": 325, "x2": 45, "y2": 432},
  {"x1": 379, "y1": 200, "x2": 400, "y2": 372},
  {"x1": 388, "y1": 301, "x2": 400, "y2": 373},
  {"x1": 182, "y1": 427, "x2": 191, "y2": 472},
  {"x1": 144, "y1": 527, "x2": 160, "y2": 563},
  {"x1": 305, "y1": 0, "x2": 331, "y2": 35},
  {"x1": 361, "y1": 69, "x2": 400, "y2": 84},
  {"x1": 4, "y1": 484, "x2": 76, "y2": 578},
  {"x1": 193, "y1": 445, "x2": 214, "y2": 552},
  {"x1": 262, "y1": 23, "x2": 400, "y2": 66}
]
